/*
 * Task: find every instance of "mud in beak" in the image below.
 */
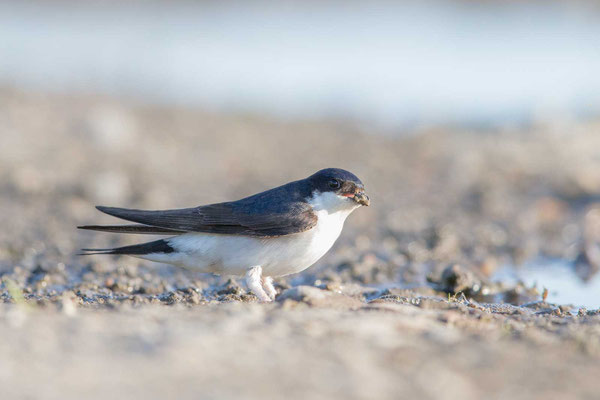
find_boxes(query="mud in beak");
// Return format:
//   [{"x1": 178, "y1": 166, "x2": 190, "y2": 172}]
[
  {"x1": 353, "y1": 191, "x2": 370, "y2": 206},
  {"x1": 343, "y1": 190, "x2": 370, "y2": 206}
]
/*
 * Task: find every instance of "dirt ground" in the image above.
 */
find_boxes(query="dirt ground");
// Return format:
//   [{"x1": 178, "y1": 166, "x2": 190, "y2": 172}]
[{"x1": 1, "y1": 88, "x2": 600, "y2": 399}]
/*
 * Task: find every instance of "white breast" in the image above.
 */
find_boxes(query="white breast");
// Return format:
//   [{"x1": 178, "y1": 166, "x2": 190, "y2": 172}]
[{"x1": 138, "y1": 191, "x2": 360, "y2": 277}]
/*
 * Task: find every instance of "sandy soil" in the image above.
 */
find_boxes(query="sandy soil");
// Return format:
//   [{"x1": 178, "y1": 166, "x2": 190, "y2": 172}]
[{"x1": 1, "y1": 88, "x2": 600, "y2": 399}]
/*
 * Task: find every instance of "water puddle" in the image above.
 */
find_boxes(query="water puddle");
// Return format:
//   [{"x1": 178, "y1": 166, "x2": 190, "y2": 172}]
[{"x1": 494, "y1": 259, "x2": 600, "y2": 309}]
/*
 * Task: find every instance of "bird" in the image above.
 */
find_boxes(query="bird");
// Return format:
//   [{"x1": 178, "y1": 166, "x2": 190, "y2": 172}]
[{"x1": 78, "y1": 168, "x2": 370, "y2": 302}]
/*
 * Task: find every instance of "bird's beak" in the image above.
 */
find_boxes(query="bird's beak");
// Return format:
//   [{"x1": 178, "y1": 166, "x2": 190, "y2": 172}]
[
  {"x1": 341, "y1": 184, "x2": 370, "y2": 206},
  {"x1": 354, "y1": 191, "x2": 370, "y2": 206}
]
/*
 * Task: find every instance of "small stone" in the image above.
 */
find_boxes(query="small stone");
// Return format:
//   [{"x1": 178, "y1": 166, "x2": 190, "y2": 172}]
[
  {"x1": 437, "y1": 264, "x2": 482, "y2": 295},
  {"x1": 277, "y1": 286, "x2": 362, "y2": 309}
]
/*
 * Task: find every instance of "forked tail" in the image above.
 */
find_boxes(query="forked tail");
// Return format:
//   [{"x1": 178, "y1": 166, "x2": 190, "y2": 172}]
[{"x1": 79, "y1": 239, "x2": 175, "y2": 256}]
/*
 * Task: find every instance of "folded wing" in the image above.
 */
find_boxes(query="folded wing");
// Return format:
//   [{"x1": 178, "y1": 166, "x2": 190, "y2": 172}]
[{"x1": 82, "y1": 200, "x2": 317, "y2": 238}]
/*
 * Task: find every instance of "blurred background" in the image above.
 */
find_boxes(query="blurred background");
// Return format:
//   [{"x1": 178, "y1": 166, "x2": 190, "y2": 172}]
[
  {"x1": 2, "y1": 1, "x2": 600, "y2": 399},
  {"x1": 2, "y1": 0, "x2": 600, "y2": 128},
  {"x1": 2, "y1": 0, "x2": 600, "y2": 306}
]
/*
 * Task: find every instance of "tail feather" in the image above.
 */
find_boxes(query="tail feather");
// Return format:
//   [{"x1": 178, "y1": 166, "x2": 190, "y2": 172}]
[{"x1": 79, "y1": 239, "x2": 176, "y2": 256}]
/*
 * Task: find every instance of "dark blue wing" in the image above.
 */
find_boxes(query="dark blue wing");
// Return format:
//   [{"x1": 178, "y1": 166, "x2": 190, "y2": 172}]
[{"x1": 91, "y1": 180, "x2": 318, "y2": 237}]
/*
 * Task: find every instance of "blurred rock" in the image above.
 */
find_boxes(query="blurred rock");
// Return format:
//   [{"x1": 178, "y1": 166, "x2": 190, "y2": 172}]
[
  {"x1": 12, "y1": 165, "x2": 44, "y2": 194},
  {"x1": 429, "y1": 264, "x2": 483, "y2": 295},
  {"x1": 85, "y1": 105, "x2": 138, "y2": 151},
  {"x1": 575, "y1": 207, "x2": 600, "y2": 281},
  {"x1": 87, "y1": 171, "x2": 131, "y2": 204},
  {"x1": 277, "y1": 286, "x2": 362, "y2": 308}
]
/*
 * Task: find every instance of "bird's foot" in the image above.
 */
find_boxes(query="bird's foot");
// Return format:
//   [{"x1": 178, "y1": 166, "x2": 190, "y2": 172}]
[
  {"x1": 261, "y1": 276, "x2": 277, "y2": 301},
  {"x1": 245, "y1": 266, "x2": 272, "y2": 302}
]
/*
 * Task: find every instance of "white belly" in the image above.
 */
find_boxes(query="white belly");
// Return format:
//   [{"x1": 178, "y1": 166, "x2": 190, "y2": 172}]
[{"x1": 138, "y1": 209, "x2": 350, "y2": 277}]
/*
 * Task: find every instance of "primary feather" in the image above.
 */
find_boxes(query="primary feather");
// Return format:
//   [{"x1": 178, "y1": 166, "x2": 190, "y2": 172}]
[{"x1": 77, "y1": 224, "x2": 185, "y2": 235}]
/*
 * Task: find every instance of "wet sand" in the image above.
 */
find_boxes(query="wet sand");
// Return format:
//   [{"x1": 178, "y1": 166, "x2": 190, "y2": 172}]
[{"x1": 1, "y1": 88, "x2": 600, "y2": 399}]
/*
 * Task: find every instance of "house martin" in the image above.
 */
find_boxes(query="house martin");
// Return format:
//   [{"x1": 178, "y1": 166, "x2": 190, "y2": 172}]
[{"x1": 79, "y1": 168, "x2": 370, "y2": 302}]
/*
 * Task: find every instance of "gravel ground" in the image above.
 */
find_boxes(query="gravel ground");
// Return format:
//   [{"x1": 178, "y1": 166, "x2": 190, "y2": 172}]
[{"x1": 1, "y1": 88, "x2": 600, "y2": 399}]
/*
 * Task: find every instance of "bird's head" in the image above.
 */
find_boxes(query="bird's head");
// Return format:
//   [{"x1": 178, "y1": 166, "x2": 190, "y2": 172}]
[{"x1": 307, "y1": 168, "x2": 370, "y2": 212}]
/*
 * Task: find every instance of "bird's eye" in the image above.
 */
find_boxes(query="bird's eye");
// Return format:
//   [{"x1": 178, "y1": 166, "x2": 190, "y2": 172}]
[{"x1": 328, "y1": 179, "x2": 341, "y2": 189}]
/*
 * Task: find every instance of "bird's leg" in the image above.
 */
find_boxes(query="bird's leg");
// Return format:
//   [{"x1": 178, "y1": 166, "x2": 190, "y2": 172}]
[
  {"x1": 245, "y1": 266, "x2": 271, "y2": 302},
  {"x1": 261, "y1": 276, "x2": 277, "y2": 301}
]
